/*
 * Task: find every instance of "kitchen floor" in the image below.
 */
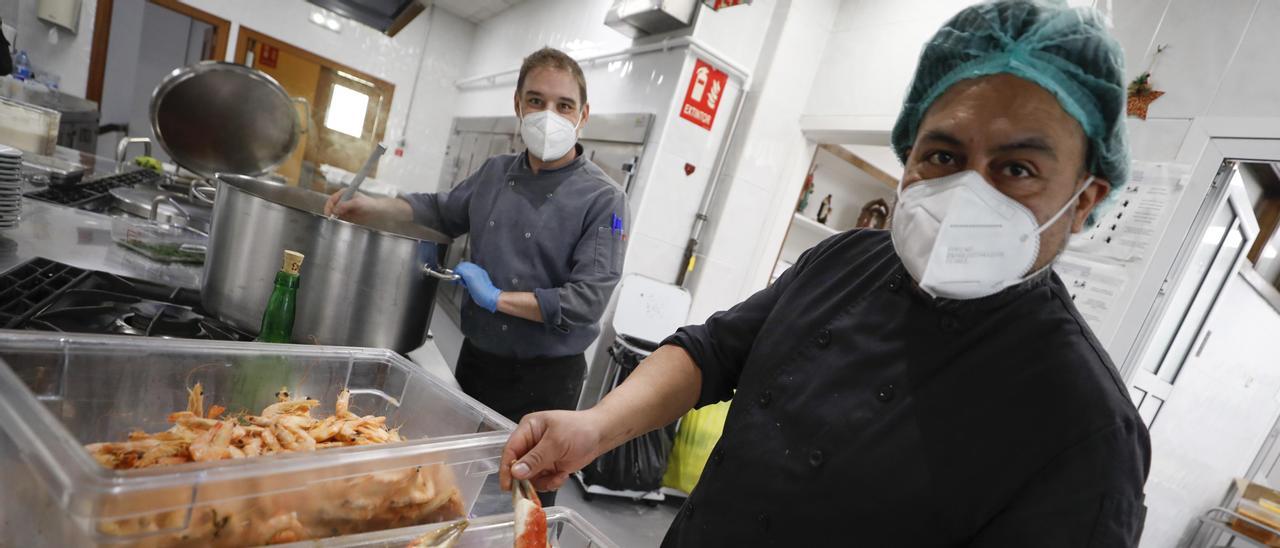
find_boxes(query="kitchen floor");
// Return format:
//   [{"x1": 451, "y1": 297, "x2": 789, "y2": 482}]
[{"x1": 423, "y1": 304, "x2": 682, "y2": 546}]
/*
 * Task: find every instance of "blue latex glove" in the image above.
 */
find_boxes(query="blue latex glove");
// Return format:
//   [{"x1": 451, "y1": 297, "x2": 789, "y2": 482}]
[{"x1": 454, "y1": 261, "x2": 501, "y2": 313}]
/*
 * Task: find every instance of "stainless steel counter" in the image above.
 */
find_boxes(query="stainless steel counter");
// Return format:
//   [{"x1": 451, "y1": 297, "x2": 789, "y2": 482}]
[
  {"x1": 0, "y1": 194, "x2": 461, "y2": 390},
  {"x1": 0, "y1": 198, "x2": 203, "y2": 289}
]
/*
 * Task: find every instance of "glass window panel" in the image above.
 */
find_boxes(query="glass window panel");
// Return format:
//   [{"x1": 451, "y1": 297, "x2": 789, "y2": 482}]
[
  {"x1": 324, "y1": 84, "x2": 369, "y2": 138},
  {"x1": 1140, "y1": 200, "x2": 1237, "y2": 374},
  {"x1": 1157, "y1": 221, "x2": 1246, "y2": 384}
]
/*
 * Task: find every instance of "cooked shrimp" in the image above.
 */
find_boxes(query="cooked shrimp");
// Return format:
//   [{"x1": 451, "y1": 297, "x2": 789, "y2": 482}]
[
  {"x1": 407, "y1": 519, "x2": 468, "y2": 548},
  {"x1": 261, "y1": 512, "x2": 307, "y2": 544},
  {"x1": 190, "y1": 421, "x2": 234, "y2": 462},
  {"x1": 187, "y1": 383, "x2": 205, "y2": 417},
  {"x1": 336, "y1": 388, "x2": 354, "y2": 418},
  {"x1": 262, "y1": 398, "x2": 321, "y2": 420}
]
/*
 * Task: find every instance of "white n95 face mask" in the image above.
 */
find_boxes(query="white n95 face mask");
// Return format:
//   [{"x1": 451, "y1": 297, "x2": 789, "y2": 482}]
[
  {"x1": 520, "y1": 108, "x2": 580, "y2": 162},
  {"x1": 890, "y1": 170, "x2": 1092, "y2": 300}
]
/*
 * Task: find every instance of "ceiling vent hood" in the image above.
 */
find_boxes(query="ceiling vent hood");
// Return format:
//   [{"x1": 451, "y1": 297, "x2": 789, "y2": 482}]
[
  {"x1": 605, "y1": 0, "x2": 700, "y2": 38},
  {"x1": 305, "y1": 0, "x2": 427, "y2": 37}
]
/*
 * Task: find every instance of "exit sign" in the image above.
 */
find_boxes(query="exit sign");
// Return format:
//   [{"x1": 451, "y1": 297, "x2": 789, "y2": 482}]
[{"x1": 703, "y1": 0, "x2": 751, "y2": 10}]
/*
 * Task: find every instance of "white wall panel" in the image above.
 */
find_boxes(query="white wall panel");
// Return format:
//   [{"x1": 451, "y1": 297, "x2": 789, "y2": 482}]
[
  {"x1": 10, "y1": 0, "x2": 99, "y2": 97},
  {"x1": 1138, "y1": 0, "x2": 1259, "y2": 120},
  {"x1": 1205, "y1": 0, "x2": 1280, "y2": 118}
]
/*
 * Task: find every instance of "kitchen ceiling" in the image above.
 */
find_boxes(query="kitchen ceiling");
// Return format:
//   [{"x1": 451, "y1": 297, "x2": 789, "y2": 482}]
[{"x1": 432, "y1": 0, "x2": 529, "y2": 23}]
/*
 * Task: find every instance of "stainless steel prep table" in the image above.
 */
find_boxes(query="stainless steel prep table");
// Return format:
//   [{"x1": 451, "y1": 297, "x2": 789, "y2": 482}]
[{"x1": 1, "y1": 191, "x2": 460, "y2": 389}]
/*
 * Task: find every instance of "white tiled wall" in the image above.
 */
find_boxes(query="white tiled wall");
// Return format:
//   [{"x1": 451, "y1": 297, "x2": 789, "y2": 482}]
[
  {"x1": 376, "y1": 8, "x2": 476, "y2": 193},
  {"x1": 8, "y1": 0, "x2": 99, "y2": 97},
  {"x1": 802, "y1": 0, "x2": 974, "y2": 130},
  {"x1": 683, "y1": 0, "x2": 843, "y2": 323}
]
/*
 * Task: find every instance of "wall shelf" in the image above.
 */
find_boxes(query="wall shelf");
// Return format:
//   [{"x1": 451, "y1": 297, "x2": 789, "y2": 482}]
[{"x1": 792, "y1": 212, "x2": 839, "y2": 238}]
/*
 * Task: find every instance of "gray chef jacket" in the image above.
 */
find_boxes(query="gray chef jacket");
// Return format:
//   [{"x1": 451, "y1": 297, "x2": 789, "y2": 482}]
[
  {"x1": 662, "y1": 229, "x2": 1150, "y2": 547},
  {"x1": 402, "y1": 146, "x2": 627, "y2": 359}
]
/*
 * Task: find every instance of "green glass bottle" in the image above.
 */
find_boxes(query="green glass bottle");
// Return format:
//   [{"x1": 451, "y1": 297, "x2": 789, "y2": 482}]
[
  {"x1": 230, "y1": 250, "x2": 304, "y2": 413},
  {"x1": 256, "y1": 250, "x2": 304, "y2": 343}
]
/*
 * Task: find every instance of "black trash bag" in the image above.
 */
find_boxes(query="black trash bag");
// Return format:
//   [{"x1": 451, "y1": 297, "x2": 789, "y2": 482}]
[{"x1": 580, "y1": 339, "x2": 677, "y2": 492}]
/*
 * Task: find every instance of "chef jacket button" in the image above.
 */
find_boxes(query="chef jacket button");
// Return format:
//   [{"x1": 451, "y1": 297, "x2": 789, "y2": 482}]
[
  {"x1": 876, "y1": 384, "x2": 895, "y2": 402},
  {"x1": 489, "y1": 220, "x2": 495, "y2": 227},
  {"x1": 887, "y1": 273, "x2": 902, "y2": 291},
  {"x1": 511, "y1": 277, "x2": 518, "y2": 285},
  {"x1": 546, "y1": 193, "x2": 553, "y2": 198},
  {"x1": 809, "y1": 449, "x2": 824, "y2": 467},
  {"x1": 758, "y1": 513, "x2": 770, "y2": 531},
  {"x1": 501, "y1": 325, "x2": 509, "y2": 331},
  {"x1": 524, "y1": 232, "x2": 532, "y2": 239},
  {"x1": 815, "y1": 329, "x2": 831, "y2": 347},
  {"x1": 757, "y1": 390, "x2": 772, "y2": 408},
  {"x1": 508, "y1": 180, "x2": 515, "y2": 187}
]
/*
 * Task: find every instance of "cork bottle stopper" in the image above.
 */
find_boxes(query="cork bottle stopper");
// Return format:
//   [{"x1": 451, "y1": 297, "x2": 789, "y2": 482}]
[{"x1": 280, "y1": 250, "x2": 305, "y2": 275}]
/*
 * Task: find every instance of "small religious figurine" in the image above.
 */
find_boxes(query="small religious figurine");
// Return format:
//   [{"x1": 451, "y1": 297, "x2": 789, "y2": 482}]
[
  {"x1": 797, "y1": 164, "x2": 817, "y2": 213},
  {"x1": 816, "y1": 194, "x2": 833, "y2": 225},
  {"x1": 856, "y1": 198, "x2": 889, "y2": 229}
]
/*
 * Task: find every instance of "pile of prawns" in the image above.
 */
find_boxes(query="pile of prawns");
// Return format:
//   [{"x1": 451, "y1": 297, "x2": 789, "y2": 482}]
[{"x1": 86, "y1": 383, "x2": 402, "y2": 469}]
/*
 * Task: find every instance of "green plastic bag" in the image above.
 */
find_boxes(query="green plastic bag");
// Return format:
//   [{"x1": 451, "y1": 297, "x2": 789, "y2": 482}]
[{"x1": 661, "y1": 400, "x2": 731, "y2": 495}]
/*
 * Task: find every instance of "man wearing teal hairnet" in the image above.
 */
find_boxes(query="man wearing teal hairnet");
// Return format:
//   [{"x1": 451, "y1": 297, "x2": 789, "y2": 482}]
[{"x1": 499, "y1": 1, "x2": 1150, "y2": 545}]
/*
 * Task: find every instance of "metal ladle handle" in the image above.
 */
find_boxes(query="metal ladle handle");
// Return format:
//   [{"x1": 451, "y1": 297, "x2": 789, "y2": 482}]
[{"x1": 423, "y1": 265, "x2": 460, "y2": 282}]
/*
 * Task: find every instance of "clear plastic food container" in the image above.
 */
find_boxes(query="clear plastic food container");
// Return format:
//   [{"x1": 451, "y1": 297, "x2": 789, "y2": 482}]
[
  {"x1": 110, "y1": 216, "x2": 209, "y2": 264},
  {"x1": 275, "y1": 507, "x2": 619, "y2": 548},
  {"x1": 0, "y1": 96, "x2": 61, "y2": 156},
  {"x1": 0, "y1": 331, "x2": 515, "y2": 547}
]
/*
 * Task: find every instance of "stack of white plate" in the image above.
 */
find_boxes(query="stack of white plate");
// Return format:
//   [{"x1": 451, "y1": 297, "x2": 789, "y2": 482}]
[{"x1": 0, "y1": 145, "x2": 20, "y2": 230}]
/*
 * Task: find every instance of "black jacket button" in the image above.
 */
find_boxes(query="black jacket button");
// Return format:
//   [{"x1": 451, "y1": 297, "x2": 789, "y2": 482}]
[
  {"x1": 876, "y1": 384, "x2": 896, "y2": 402},
  {"x1": 809, "y1": 449, "x2": 824, "y2": 467},
  {"x1": 758, "y1": 513, "x2": 770, "y2": 531},
  {"x1": 815, "y1": 329, "x2": 831, "y2": 347},
  {"x1": 758, "y1": 390, "x2": 772, "y2": 408},
  {"x1": 887, "y1": 273, "x2": 902, "y2": 291}
]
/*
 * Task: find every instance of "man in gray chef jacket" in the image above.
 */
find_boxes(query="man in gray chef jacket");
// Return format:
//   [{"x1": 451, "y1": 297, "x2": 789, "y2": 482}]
[{"x1": 326, "y1": 48, "x2": 627, "y2": 506}]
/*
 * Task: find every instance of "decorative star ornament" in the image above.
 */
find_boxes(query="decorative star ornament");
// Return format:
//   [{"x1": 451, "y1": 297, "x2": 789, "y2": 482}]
[
  {"x1": 1127, "y1": 51, "x2": 1167, "y2": 120},
  {"x1": 1127, "y1": 89, "x2": 1164, "y2": 120}
]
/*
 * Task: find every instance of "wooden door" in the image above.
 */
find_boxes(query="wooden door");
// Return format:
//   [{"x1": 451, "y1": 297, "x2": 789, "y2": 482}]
[
  {"x1": 234, "y1": 29, "x2": 394, "y2": 186},
  {"x1": 239, "y1": 37, "x2": 320, "y2": 184}
]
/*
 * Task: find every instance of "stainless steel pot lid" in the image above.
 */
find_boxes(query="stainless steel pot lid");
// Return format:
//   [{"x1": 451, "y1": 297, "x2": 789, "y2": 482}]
[
  {"x1": 215, "y1": 173, "x2": 452, "y2": 244},
  {"x1": 150, "y1": 62, "x2": 301, "y2": 177}
]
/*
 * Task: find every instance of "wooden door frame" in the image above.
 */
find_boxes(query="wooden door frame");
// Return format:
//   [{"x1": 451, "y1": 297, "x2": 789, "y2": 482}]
[
  {"x1": 233, "y1": 27, "x2": 396, "y2": 166},
  {"x1": 86, "y1": 0, "x2": 231, "y2": 106},
  {"x1": 232, "y1": 26, "x2": 395, "y2": 102}
]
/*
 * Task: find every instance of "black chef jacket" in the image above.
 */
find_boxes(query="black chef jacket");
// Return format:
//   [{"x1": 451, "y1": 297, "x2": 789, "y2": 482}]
[{"x1": 662, "y1": 229, "x2": 1150, "y2": 547}]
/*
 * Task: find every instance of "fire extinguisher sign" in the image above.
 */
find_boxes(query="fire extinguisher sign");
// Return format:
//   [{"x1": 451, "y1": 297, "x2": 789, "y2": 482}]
[{"x1": 679, "y1": 59, "x2": 728, "y2": 131}]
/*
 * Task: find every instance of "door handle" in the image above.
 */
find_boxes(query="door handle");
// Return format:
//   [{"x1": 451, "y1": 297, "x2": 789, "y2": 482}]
[{"x1": 1194, "y1": 330, "x2": 1214, "y2": 358}]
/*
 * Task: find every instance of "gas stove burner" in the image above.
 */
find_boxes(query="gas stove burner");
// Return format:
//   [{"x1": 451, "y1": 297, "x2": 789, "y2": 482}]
[
  {"x1": 117, "y1": 302, "x2": 204, "y2": 338},
  {"x1": 2, "y1": 258, "x2": 254, "y2": 341}
]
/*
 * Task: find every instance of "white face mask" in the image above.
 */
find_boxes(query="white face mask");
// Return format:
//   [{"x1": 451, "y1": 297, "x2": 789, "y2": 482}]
[
  {"x1": 519, "y1": 107, "x2": 581, "y2": 162},
  {"x1": 890, "y1": 170, "x2": 1092, "y2": 300}
]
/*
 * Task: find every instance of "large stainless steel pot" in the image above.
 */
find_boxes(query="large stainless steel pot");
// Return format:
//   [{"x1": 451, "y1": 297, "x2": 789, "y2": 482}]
[{"x1": 203, "y1": 174, "x2": 457, "y2": 353}]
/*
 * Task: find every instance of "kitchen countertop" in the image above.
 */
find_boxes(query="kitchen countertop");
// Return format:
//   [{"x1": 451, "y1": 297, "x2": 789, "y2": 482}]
[
  {"x1": 0, "y1": 198, "x2": 204, "y2": 289},
  {"x1": 0, "y1": 195, "x2": 460, "y2": 389}
]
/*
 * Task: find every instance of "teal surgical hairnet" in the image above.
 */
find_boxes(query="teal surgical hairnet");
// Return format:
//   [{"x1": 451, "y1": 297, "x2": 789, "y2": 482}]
[{"x1": 891, "y1": 0, "x2": 1129, "y2": 225}]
